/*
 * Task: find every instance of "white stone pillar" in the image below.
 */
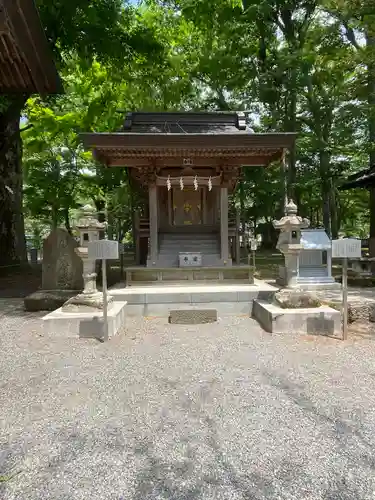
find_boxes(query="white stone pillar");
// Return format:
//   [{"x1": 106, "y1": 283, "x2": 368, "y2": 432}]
[
  {"x1": 220, "y1": 187, "x2": 229, "y2": 263},
  {"x1": 149, "y1": 185, "x2": 158, "y2": 265}
]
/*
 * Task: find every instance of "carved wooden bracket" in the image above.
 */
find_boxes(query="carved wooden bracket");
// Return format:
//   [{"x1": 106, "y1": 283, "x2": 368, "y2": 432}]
[{"x1": 133, "y1": 165, "x2": 158, "y2": 186}]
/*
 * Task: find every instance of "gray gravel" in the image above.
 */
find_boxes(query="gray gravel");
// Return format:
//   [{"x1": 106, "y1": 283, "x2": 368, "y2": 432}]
[{"x1": 2, "y1": 299, "x2": 375, "y2": 499}]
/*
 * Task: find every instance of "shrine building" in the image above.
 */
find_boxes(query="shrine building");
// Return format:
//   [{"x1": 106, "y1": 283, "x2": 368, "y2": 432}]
[{"x1": 82, "y1": 112, "x2": 296, "y2": 282}]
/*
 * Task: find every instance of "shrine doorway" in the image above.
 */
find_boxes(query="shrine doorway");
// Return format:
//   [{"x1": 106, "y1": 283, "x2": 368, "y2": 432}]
[{"x1": 172, "y1": 187, "x2": 203, "y2": 226}]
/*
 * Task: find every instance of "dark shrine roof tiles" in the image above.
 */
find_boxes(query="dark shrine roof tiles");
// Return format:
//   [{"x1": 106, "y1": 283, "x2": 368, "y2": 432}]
[{"x1": 122, "y1": 111, "x2": 250, "y2": 135}]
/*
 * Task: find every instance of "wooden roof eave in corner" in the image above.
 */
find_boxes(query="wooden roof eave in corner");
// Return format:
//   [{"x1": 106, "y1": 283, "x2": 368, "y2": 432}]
[
  {"x1": 0, "y1": 0, "x2": 62, "y2": 94},
  {"x1": 81, "y1": 132, "x2": 297, "y2": 167}
]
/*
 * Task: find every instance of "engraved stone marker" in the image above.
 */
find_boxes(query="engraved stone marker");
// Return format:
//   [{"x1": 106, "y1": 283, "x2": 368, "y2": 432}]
[{"x1": 42, "y1": 228, "x2": 83, "y2": 291}]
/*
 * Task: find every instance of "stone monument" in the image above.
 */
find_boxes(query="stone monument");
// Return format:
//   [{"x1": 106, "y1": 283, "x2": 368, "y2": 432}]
[
  {"x1": 42, "y1": 228, "x2": 83, "y2": 290},
  {"x1": 24, "y1": 228, "x2": 83, "y2": 312},
  {"x1": 42, "y1": 206, "x2": 127, "y2": 340},
  {"x1": 252, "y1": 200, "x2": 341, "y2": 336}
]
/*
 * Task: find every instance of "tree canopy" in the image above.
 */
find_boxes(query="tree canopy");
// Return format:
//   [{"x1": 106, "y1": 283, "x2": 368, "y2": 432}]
[{"x1": 1, "y1": 0, "x2": 374, "y2": 263}]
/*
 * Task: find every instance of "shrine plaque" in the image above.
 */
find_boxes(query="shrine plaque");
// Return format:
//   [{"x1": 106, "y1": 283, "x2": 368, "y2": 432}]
[
  {"x1": 332, "y1": 239, "x2": 361, "y2": 259},
  {"x1": 179, "y1": 252, "x2": 202, "y2": 267},
  {"x1": 88, "y1": 240, "x2": 119, "y2": 260}
]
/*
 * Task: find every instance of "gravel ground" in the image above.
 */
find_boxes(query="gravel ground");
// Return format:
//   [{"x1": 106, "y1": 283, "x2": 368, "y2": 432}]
[{"x1": 2, "y1": 299, "x2": 375, "y2": 499}]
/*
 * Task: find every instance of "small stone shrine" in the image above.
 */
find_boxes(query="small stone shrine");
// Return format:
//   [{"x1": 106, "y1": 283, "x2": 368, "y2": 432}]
[{"x1": 299, "y1": 229, "x2": 337, "y2": 288}]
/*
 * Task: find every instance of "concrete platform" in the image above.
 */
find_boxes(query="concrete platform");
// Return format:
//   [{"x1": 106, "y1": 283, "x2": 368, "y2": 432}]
[
  {"x1": 253, "y1": 299, "x2": 341, "y2": 336},
  {"x1": 109, "y1": 280, "x2": 277, "y2": 317},
  {"x1": 294, "y1": 281, "x2": 341, "y2": 291},
  {"x1": 42, "y1": 301, "x2": 127, "y2": 339}
]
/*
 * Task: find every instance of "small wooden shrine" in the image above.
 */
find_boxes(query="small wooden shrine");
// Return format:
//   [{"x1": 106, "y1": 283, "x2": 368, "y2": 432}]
[
  {"x1": 0, "y1": 0, "x2": 62, "y2": 94},
  {"x1": 82, "y1": 112, "x2": 296, "y2": 274}
]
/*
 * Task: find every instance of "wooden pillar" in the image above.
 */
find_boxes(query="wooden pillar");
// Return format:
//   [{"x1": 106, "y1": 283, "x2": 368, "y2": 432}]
[
  {"x1": 220, "y1": 186, "x2": 229, "y2": 263},
  {"x1": 235, "y1": 210, "x2": 241, "y2": 264},
  {"x1": 149, "y1": 184, "x2": 158, "y2": 265},
  {"x1": 168, "y1": 188, "x2": 173, "y2": 226},
  {"x1": 202, "y1": 187, "x2": 207, "y2": 224},
  {"x1": 134, "y1": 210, "x2": 140, "y2": 265}
]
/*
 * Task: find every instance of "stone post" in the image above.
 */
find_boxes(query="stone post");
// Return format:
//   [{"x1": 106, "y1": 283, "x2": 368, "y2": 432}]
[
  {"x1": 273, "y1": 200, "x2": 310, "y2": 288},
  {"x1": 220, "y1": 186, "x2": 229, "y2": 264},
  {"x1": 62, "y1": 205, "x2": 112, "y2": 311},
  {"x1": 148, "y1": 184, "x2": 158, "y2": 266}
]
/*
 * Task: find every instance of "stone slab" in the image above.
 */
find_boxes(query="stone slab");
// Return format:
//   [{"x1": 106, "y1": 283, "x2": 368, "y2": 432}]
[
  {"x1": 109, "y1": 281, "x2": 276, "y2": 307},
  {"x1": 253, "y1": 299, "x2": 341, "y2": 336},
  {"x1": 126, "y1": 302, "x2": 252, "y2": 317},
  {"x1": 24, "y1": 290, "x2": 80, "y2": 312},
  {"x1": 42, "y1": 228, "x2": 83, "y2": 290},
  {"x1": 294, "y1": 281, "x2": 341, "y2": 291},
  {"x1": 169, "y1": 309, "x2": 217, "y2": 324},
  {"x1": 42, "y1": 301, "x2": 127, "y2": 340}
]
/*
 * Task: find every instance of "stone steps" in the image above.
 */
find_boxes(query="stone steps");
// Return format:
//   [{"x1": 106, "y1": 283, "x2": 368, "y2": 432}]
[
  {"x1": 158, "y1": 232, "x2": 221, "y2": 267},
  {"x1": 109, "y1": 281, "x2": 277, "y2": 317}
]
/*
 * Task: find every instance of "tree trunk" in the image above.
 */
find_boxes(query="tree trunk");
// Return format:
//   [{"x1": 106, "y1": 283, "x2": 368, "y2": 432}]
[
  {"x1": 51, "y1": 205, "x2": 59, "y2": 230},
  {"x1": 321, "y1": 181, "x2": 331, "y2": 237},
  {"x1": 0, "y1": 97, "x2": 28, "y2": 267},
  {"x1": 329, "y1": 181, "x2": 339, "y2": 238},
  {"x1": 367, "y1": 28, "x2": 375, "y2": 255},
  {"x1": 319, "y1": 149, "x2": 332, "y2": 237},
  {"x1": 64, "y1": 208, "x2": 72, "y2": 234},
  {"x1": 287, "y1": 82, "x2": 298, "y2": 204}
]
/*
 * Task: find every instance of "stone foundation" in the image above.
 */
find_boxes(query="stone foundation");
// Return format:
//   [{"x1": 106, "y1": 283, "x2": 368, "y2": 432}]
[
  {"x1": 24, "y1": 290, "x2": 80, "y2": 312},
  {"x1": 168, "y1": 309, "x2": 217, "y2": 324},
  {"x1": 253, "y1": 299, "x2": 341, "y2": 336},
  {"x1": 42, "y1": 301, "x2": 127, "y2": 339}
]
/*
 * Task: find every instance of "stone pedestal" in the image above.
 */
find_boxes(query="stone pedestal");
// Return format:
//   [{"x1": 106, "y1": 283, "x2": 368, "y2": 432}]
[
  {"x1": 253, "y1": 299, "x2": 341, "y2": 336},
  {"x1": 283, "y1": 249, "x2": 301, "y2": 287},
  {"x1": 24, "y1": 229, "x2": 83, "y2": 312},
  {"x1": 62, "y1": 247, "x2": 113, "y2": 312},
  {"x1": 43, "y1": 301, "x2": 127, "y2": 339},
  {"x1": 41, "y1": 205, "x2": 126, "y2": 341},
  {"x1": 252, "y1": 200, "x2": 342, "y2": 337}
]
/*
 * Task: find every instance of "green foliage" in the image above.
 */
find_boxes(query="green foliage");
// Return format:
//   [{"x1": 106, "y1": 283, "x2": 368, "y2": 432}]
[{"x1": 20, "y1": 0, "x2": 375, "y2": 243}]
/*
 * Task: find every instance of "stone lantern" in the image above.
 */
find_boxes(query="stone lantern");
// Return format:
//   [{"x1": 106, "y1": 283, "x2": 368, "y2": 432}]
[
  {"x1": 62, "y1": 205, "x2": 111, "y2": 310},
  {"x1": 273, "y1": 200, "x2": 310, "y2": 287}
]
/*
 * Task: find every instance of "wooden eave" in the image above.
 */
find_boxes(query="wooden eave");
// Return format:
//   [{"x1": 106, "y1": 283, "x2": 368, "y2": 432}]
[
  {"x1": 0, "y1": 0, "x2": 62, "y2": 94},
  {"x1": 339, "y1": 167, "x2": 375, "y2": 190},
  {"x1": 81, "y1": 132, "x2": 297, "y2": 167}
]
